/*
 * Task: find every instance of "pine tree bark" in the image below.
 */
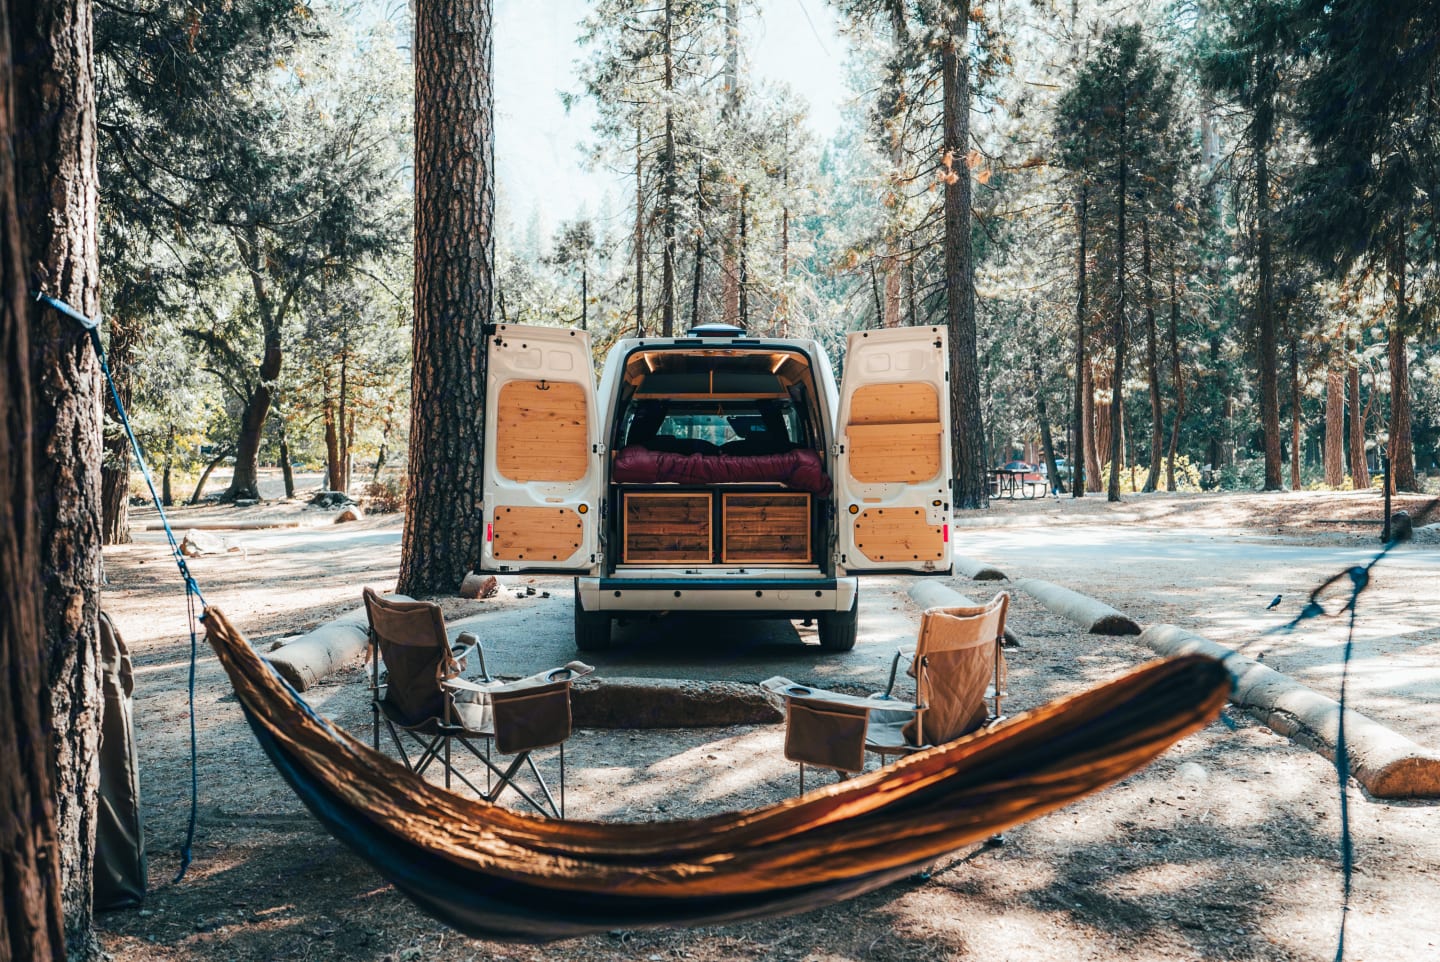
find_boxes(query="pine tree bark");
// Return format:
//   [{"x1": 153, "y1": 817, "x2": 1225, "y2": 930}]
[
  {"x1": 1324, "y1": 334, "x2": 1345, "y2": 487},
  {"x1": 1347, "y1": 361, "x2": 1369, "y2": 489},
  {"x1": 1072, "y1": 186, "x2": 1088, "y2": 498},
  {"x1": 633, "y1": 121, "x2": 645, "y2": 335},
  {"x1": 1289, "y1": 334, "x2": 1302, "y2": 490},
  {"x1": 1253, "y1": 95, "x2": 1282, "y2": 491},
  {"x1": 1084, "y1": 360, "x2": 1103, "y2": 492},
  {"x1": 1107, "y1": 109, "x2": 1128, "y2": 503},
  {"x1": 941, "y1": 3, "x2": 987, "y2": 509},
  {"x1": 1165, "y1": 253, "x2": 1184, "y2": 491},
  {"x1": 720, "y1": 0, "x2": 739, "y2": 325},
  {"x1": 1387, "y1": 235, "x2": 1417, "y2": 491},
  {"x1": 1141, "y1": 219, "x2": 1162, "y2": 493},
  {"x1": 738, "y1": 185, "x2": 748, "y2": 327},
  {"x1": 11, "y1": 0, "x2": 104, "y2": 954},
  {"x1": 1, "y1": 3, "x2": 67, "y2": 954},
  {"x1": 399, "y1": 0, "x2": 492, "y2": 595},
  {"x1": 660, "y1": 0, "x2": 676, "y2": 336},
  {"x1": 99, "y1": 312, "x2": 133, "y2": 543}
]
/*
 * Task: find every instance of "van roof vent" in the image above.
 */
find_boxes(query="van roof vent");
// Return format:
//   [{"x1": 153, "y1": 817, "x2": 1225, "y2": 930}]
[{"x1": 687, "y1": 323, "x2": 747, "y2": 338}]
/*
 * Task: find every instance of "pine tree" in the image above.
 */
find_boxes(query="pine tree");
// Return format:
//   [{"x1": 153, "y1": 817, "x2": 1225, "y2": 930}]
[{"x1": 399, "y1": 0, "x2": 494, "y2": 594}]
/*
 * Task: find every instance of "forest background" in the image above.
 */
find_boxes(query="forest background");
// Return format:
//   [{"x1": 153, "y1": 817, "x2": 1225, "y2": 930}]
[{"x1": 95, "y1": 0, "x2": 1440, "y2": 546}]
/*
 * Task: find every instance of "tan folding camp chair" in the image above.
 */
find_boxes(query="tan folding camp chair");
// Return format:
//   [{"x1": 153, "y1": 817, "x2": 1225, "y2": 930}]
[
  {"x1": 763, "y1": 592, "x2": 1009, "y2": 792},
  {"x1": 363, "y1": 588, "x2": 592, "y2": 817}
]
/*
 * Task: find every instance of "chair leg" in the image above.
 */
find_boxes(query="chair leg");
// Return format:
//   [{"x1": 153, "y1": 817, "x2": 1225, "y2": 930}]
[
  {"x1": 483, "y1": 751, "x2": 560, "y2": 817},
  {"x1": 559, "y1": 742, "x2": 565, "y2": 819}
]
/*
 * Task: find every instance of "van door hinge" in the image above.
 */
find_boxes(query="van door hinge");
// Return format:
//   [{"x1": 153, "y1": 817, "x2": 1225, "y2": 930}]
[
  {"x1": 592, "y1": 442, "x2": 606, "y2": 454},
  {"x1": 831, "y1": 443, "x2": 845, "y2": 457}
]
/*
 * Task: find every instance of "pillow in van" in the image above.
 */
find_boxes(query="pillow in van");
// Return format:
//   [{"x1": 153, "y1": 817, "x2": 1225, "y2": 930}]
[{"x1": 612, "y1": 446, "x2": 831, "y2": 494}]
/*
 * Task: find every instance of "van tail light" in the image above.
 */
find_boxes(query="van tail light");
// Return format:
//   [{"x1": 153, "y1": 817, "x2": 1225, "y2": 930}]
[
  {"x1": 943, "y1": 523, "x2": 949, "y2": 543},
  {"x1": 486, "y1": 523, "x2": 493, "y2": 543}
]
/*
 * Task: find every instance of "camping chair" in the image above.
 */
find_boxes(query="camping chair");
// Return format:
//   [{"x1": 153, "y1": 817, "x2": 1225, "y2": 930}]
[
  {"x1": 363, "y1": 588, "x2": 593, "y2": 817},
  {"x1": 763, "y1": 592, "x2": 1010, "y2": 792}
]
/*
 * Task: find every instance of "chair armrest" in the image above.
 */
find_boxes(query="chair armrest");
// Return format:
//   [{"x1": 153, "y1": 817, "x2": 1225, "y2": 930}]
[
  {"x1": 479, "y1": 661, "x2": 595, "y2": 695},
  {"x1": 441, "y1": 675, "x2": 491, "y2": 694},
  {"x1": 450, "y1": 632, "x2": 489, "y2": 681},
  {"x1": 760, "y1": 676, "x2": 919, "y2": 715},
  {"x1": 881, "y1": 646, "x2": 916, "y2": 699}
]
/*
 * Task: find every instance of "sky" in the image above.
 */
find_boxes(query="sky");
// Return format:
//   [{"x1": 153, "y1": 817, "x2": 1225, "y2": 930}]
[{"x1": 492, "y1": 0, "x2": 850, "y2": 245}]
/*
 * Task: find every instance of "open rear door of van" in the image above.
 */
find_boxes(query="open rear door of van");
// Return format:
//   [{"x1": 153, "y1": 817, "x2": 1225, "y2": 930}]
[
  {"x1": 834, "y1": 326, "x2": 953, "y2": 574},
  {"x1": 479, "y1": 324, "x2": 602, "y2": 573}
]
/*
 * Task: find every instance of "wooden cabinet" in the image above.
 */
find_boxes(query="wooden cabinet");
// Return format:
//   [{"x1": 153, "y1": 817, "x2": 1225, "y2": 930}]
[
  {"x1": 620, "y1": 489, "x2": 814, "y2": 565},
  {"x1": 622, "y1": 492, "x2": 713, "y2": 563},
  {"x1": 722, "y1": 493, "x2": 810, "y2": 563}
]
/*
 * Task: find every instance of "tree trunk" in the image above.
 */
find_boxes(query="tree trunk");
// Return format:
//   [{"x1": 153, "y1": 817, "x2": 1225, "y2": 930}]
[
  {"x1": 905, "y1": 249, "x2": 918, "y2": 327},
  {"x1": 1165, "y1": 253, "x2": 1184, "y2": 491},
  {"x1": 1072, "y1": 186, "x2": 1087, "y2": 498},
  {"x1": 869, "y1": 262, "x2": 882, "y2": 326},
  {"x1": 274, "y1": 397, "x2": 295, "y2": 500},
  {"x1": 721, "y1": 0, "x2": 739, "y2": 325},
  {"x1": 738, "y1": 185, "x2": 748, "y2": 327},
  {"x1": 690, "y1": 159, "x2": 704, "y2": 327},
  {"x1": 941, "y1": 6, "x2": 987, "y2": 509},
  {"x1": 660, "y1": 0, "x2": 676, "y2": 336},
  {"x1": 1141, "y1": 219, "x2": 1162, "y2": 493},
  {"x1": 12, "y1": 0, "x2": 104, "y2": 953},
  {"x1": 188, "y1": 449, "x2": 229, "y2": 505},
  {"x1": 1387, "y1": 235, "x2": 1417, "y2": 491},
  {"x1": 1034, "y1": 353, "x2": 1062, "y2": 493},
  {"x1": 633, "y1": 120, "x2": 645, "y2": 335},
  {"x1": 338, "y1": 347, "x2": 350, "y2": 494},
  {"x1": 99, "y1": 313, "x2": 133, "y2": 544},
  {"x1": 224, "y1": 225, "x2": 281, "y2": 502},
  {"x1": 1324, "y1": 334, "x2": 1345, "y2": 487},
  {"x1": 1107, "y1": 112, "x2": 1127, "y2": 503},
  {"x1": 1289, "y1": 334, "x2": 1302, "y2": 490},
  {"x1": 1253, "y1": 101, "x2": 1282, "y2": 491},
  {"x1": 161, "y1": 424, "x2": 174, "y2": 506},
  {"x1": 400, "y1": 0, "x2": 493, "y2": 595},
  {"x1": 1084, "y1": 360, "x2": 1103, "y2": 492},
  {"x1": 1, "y1": 3, "x2": 68, "y2": 952},
  {"x1": 323, "y1": 371, "x2": 342, "y2": 492},
  {"x1": 1347, "y1": 361, "x2": 1369, "y2": 489}
]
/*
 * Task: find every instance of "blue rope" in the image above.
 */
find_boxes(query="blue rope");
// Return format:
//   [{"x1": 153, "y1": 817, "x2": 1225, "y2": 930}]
[
  {"x1": 34, "y1": 291, "x2": 204, "y2": 882},
  {"x1": 1274, "y1": 535, "x2": 1420, "y2": 962}
]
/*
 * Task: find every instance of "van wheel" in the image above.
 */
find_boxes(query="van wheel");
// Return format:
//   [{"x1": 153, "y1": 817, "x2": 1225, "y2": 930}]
[
  {"x1": 817, "y1": 597, "x2": 858, "y2": 652},
  {"x1": 574, "y1": 584, "x2": 612, "y2": 652}
]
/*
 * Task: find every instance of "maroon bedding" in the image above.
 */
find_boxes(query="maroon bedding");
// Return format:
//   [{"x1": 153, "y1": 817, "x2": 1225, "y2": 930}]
[{"x1": 612, "y1": 445, "x2": 831, "y2": 494}]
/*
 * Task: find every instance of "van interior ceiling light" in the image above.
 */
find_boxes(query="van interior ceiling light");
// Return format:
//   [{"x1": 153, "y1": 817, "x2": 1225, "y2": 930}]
[
  {"x1": 643, "y1": 352, "x2": 656, "y2": 373},
  {"x1": 771, "y1": 354, "x2": 790, "y2": 374}
]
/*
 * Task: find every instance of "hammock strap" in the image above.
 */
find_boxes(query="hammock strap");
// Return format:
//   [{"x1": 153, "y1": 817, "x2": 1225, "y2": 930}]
[{"x1": 34, "y1": 290, "x2": 205, "y2": 882}]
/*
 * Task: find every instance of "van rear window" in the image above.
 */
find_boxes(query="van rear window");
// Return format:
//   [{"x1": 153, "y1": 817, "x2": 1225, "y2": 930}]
[{"x1": 622, "y1": 400, "x2": 806, "y2": 453}]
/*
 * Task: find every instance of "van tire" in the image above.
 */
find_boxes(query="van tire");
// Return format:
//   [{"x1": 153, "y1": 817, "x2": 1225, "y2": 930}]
[
  {"x1": 817, "y1": 597, "x2": 858, "y2": 652},
  {"x1": 574, "y1": 584, "x2": 612, "y2": 651}
]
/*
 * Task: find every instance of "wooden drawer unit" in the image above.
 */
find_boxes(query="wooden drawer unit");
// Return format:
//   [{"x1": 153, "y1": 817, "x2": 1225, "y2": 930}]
[
  {"x1": 622, "y1": 491, "x2": 713, "y2": 564},
  {"x1": 722, "y1": 493, "x2": 811, "y2": 564}
]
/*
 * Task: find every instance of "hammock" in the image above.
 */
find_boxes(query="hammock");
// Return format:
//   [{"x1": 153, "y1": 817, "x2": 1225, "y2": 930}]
[{"x1": 204, "y1": 607, "x2": 1229, "y2": 943}]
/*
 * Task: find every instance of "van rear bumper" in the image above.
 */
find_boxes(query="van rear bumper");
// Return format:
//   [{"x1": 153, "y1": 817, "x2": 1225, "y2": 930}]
[{"x1": 577, "y1": 575, "x2": 858, "y2": 615}]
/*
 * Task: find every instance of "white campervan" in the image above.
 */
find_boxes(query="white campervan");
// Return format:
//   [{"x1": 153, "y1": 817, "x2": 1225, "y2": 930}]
[{"x1": 478, "y1": 322, "x2": 954, "y2": 652}]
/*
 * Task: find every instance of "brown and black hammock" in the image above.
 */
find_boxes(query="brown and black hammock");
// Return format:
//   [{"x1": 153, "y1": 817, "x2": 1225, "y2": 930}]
[{"x1": 204, "y1": 607, "x2": 1229, "y2": 944}]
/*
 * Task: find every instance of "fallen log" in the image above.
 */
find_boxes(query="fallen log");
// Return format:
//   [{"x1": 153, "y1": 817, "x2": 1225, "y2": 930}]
[
  {"x1": 909, "y1": 581, "x2": 1022, "y2": 647},
  {"x1": 1012, "y1": 577, "x2": 1140, "y2": 635},
  {"x1": 952, "y1": 554, "x2": 1009, "y2": 581},
  {"x1": 1141, "y1": 624, "x2": 1440, "y2": 799},
  {"x1": 571, "y1": 676, "x2": 782, "y2": 728},
  {"x1": 266, "y1": 598, "x2": 402, "y2": 691}
]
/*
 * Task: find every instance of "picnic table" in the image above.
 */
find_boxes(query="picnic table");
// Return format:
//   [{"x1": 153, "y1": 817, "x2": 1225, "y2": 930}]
[{"x1": 991, "y1": 467, "x2": 1048, "y2": 500}]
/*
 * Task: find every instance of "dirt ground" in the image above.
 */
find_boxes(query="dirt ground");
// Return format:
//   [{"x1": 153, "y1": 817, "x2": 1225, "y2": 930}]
[{"x1": 96, "y1": 479, "x2": 1440, "y2": 962}]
